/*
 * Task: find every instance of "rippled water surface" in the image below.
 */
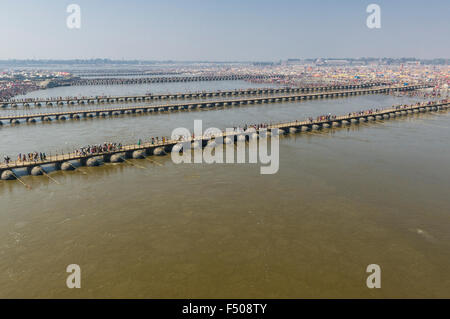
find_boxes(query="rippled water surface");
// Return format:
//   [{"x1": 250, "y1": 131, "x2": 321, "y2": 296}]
[{"x1": 0, "y1": 81, "x2": 449, "y2": 298}]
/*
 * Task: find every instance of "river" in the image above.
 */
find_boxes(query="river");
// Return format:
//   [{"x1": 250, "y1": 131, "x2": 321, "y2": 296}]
[{"x1": 0, "y1": 80, "x2": 449, "y2": 298}]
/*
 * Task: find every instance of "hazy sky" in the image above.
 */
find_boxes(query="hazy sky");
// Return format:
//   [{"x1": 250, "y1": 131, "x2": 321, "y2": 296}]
[{"x1": 0, "y1": 0, "x2": 448, "y2": 60}]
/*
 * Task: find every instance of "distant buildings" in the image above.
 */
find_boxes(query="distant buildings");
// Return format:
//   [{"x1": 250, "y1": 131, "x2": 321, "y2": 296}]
[{"x1": 0, "y1": 70, "x2": 74, "y2": 100}]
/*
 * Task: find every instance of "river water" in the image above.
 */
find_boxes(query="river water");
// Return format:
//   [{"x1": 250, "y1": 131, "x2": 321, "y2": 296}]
[{"x1": 0, "y1": 80, "x2": 449, "y2": 298}]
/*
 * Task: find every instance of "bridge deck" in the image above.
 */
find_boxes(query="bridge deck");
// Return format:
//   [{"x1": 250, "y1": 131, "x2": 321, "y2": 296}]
[
  {"x1": 1, "y1": 100, "x2": 447, "y2": 173},
  {"x1": 0, "y1": 82, "x2": 388, "y2": 106},
  {"x1": 0, "y1": 85, "x2": 426, "y2": 122},
  {"x1": 71, "y1": 74, "x2": 269, "y2": 86}
]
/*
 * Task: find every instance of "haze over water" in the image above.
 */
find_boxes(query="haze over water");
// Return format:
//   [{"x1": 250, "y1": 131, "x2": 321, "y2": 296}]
[{"x1": 1, "y1": 81, "x2": 449, "y2": 298}]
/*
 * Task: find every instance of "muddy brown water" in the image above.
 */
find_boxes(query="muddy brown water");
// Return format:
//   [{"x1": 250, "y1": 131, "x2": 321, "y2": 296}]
[{"x1": 0, "y1": 82, "x2": 449, "y2": 298}]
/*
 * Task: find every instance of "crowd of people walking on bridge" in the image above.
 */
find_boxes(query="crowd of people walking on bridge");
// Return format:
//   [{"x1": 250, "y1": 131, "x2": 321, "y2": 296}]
[
  {"x1": 392, "y1": 88, "x2": 449, "y2": 99},
  {"x1": 307, "y1": 114, "x2": 337, "y2": 123},
  {"x1": 2, "y1": 142, "x2": 125, "y2": 166},
  {"x1": 17, "y1": 152, "x2": 47, "y2": 162},
  {"x1": 75, "y1": 142, "x2": 123, "y2": 156},
  {"x1": 2, "y1": 152, "x2": 47, "y2": 165},
  {"x1": 150, "y1": 137, "x2": 169, "y2": 144},
  {"x1": 242, "y1": 123, "x2": 269, "y2": 131},
  {"x1": 3, "y1": 95, "x2": 114, "y2": 103}
]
